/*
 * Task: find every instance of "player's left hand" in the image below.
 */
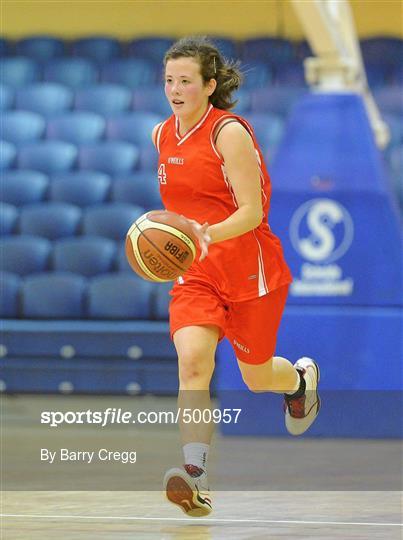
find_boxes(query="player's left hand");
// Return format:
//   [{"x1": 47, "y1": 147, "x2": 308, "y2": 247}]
[{"x1": 181, "y1": 217, "x2": 211, "y2": 261}]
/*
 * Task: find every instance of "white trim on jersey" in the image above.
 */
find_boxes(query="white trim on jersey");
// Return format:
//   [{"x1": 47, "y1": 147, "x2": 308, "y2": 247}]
[
  {"x1": 156, "y1": 120, "x2": 167, "y2": 153},
  {"x1": 176, "y1": 104, "x2": 214, "y2": 146},
  {"x1": 220, "y1": 165, "x2": 238, "y2": 209},
  {"x1": 253, "y1": 230, "x2": 269, "y2": 296}
]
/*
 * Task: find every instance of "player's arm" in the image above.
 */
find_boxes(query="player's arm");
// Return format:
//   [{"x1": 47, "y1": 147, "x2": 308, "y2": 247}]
[{"x1": 206, "y1": 121, "x2": 263, "y2": 244}]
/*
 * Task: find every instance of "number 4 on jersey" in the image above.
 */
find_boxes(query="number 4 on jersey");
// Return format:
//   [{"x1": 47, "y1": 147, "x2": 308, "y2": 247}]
[{"x1": 158, "y1": 164, "x2": 167, "y2": 184}]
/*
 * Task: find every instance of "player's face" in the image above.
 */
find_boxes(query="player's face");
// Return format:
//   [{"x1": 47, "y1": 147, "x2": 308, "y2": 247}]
[{"x1": 165, "y1": 57, "x2": 215, "y2": 120}]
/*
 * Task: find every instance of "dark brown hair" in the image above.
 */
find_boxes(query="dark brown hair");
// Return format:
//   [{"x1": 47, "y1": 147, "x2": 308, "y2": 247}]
[{"x1": 164, "y1": 36, "x2": 243, "y2": 110}]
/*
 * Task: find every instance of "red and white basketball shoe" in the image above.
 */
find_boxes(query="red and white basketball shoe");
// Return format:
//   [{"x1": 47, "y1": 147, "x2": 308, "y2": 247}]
[
  {"x1": 284, "y1": 357, "x2": 321, "y2": 435},
  {"x1": 163, "y1": 464, "x2": 212, "y2": 517}
]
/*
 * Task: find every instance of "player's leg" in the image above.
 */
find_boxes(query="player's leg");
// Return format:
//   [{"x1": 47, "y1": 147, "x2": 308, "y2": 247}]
[
  {"x1": 163, "y1": 324, "x2": 218, "y2": 517},
  {"x1": 237, "y1": 354, "x2": 299, "y2": 393},
  {"x1": 228, "y1": 285, "x2": 320, "y2": 435}
]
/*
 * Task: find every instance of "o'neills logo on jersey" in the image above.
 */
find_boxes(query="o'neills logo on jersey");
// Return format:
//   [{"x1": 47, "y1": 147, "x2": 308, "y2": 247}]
[
  {"x1": 168, "y1": 157, "x2": 184, "y2": 165},
  {"x1": 233, "y1": 339, "x2": 250, "y2": 354}
]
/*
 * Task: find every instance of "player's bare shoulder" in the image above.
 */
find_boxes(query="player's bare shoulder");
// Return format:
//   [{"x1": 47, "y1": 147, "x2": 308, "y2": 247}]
[{"x1": 215, "y1": 119, "x2": 254, "y2": 155}]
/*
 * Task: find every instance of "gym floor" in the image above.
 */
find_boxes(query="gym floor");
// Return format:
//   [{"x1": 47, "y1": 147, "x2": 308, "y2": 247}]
[{"x1": 2, "y1": 395, "x2": 401, "y2": 540}]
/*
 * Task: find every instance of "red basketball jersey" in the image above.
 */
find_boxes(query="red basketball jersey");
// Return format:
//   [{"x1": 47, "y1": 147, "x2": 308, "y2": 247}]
[{"x1": 154, "y1": 104, "x2": 292, "y2": 302}]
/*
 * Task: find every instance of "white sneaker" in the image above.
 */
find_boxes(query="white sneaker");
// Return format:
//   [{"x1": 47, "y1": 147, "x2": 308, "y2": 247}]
[
  {"x1": 284, "y1": 357, "x2": 320, "y2": 436},
  {"x1": 163, "y1": 464, "x2": 212, "y2": 517}
]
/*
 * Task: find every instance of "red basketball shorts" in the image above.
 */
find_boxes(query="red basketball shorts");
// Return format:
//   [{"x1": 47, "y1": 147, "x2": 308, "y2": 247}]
[{"x1": 169, "y1": 281, "x2": 289, "y2": 365}]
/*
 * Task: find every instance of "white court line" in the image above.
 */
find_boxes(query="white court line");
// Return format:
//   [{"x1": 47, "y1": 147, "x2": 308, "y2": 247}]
[{"x1": 1, "y1": 514, "x2": 401, "y2": 527}]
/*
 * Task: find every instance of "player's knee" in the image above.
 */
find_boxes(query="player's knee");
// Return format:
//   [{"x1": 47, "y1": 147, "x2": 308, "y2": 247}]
[{"x1": 178, "y1": 351, "x2": 214, "y2": 386}]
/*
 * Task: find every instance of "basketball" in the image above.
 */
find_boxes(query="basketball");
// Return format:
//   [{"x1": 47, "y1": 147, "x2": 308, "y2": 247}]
[{"x1": 125, "y1": 210, "x2": 198, "y2": 282}]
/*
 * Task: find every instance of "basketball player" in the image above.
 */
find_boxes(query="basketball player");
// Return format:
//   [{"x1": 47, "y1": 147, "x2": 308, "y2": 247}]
[{"x1": 151, "y1": 36, "x2": 320, "y2": 517}]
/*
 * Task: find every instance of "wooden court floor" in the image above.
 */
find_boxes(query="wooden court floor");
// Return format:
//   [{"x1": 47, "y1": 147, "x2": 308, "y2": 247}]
[{"x1": 1, "y1": 395, "x2": 402, "y2": 539}]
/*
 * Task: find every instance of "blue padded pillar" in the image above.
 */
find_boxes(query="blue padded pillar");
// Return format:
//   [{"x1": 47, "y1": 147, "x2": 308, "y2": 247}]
[{"x1": 269, "y1": 92, "x2": 401, "y2": 306}]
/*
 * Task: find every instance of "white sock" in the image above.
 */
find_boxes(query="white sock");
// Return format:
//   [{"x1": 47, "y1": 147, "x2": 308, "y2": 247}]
[{"x1": 183, "y1": 442, "x2": 209, "y2": 472}]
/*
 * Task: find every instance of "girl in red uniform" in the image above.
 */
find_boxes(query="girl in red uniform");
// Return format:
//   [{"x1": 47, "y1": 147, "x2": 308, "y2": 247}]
[{"x1": 152, "y1": 36, "x2": 320, "y2": 517}]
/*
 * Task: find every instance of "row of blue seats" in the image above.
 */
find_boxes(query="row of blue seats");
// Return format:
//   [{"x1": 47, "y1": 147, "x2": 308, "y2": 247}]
[
  {"x1": 1, "y1": 81, "x2": 401, "y2": 119},
  {"x1": 1, "y1": 202, "x2": 145, "y2": 240},
  {"x1": 1, "y1": 270, "x2": 171, "y2": 320},
  {"x1": 2, "y1": 234, "x2": 135, "y2": 276},
  {"x1": 0, "y1": 140, "x2": 156, "y2": 173},
  {"x1": 0, "y1": 109, "x2": 286, "y2": 153},
  {"x1": 0, "y1": 56, "x2": 316, "y2": 90},
  {"x1": 1, "y1": 110, "x2": 162, "y2": 145},
  {"x1": 0, "y1": 82, "x2": 307, "y2": 117},
  {"x1": 1, "y1": 35, "x2": 401, "y2": 66},
  {"x1": 1, "y1": 55, "x2": 401, "y2": 90},
  {"x1": 1, "y1": 171, "x2": 161, "y2": 208}
]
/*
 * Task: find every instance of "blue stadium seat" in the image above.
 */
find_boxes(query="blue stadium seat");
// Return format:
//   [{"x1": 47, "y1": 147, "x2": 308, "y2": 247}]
[
  {"x1": 0, "y1": 84, "x2": 14, "y2": 110},
  {"x1": 16, "y1": 83, "x2": 74, "y2": 116},
  {"x1": 19, "y1": 203, "x2": 81, "y2": 240},
  {"x1": 82, "y1": 203, "x2": 144, "y2": 240},
  {"x1": 360, "y1": 38, "x2": 403, "y2": 67},
  {"x1": 364, "y1": 62, "x2": 390, "y2": 88},
  {"x1": 18, "y1": 141, "x2": 77, "y2": 173},
  {"x1": 112, "y1": 173, "x2": 162, "y2": 210},
  {"x1": 152, "y1": 281, "x2": 172, "y2": 320},
  {"x1": 0, "y1": 57, "x2": 40, "y2": 88},
  {"x1": 0, "y1": 235, "x2": 51, "y2": 275},
  {"x1": 232, "y1": 89, "x2": 251, "y2": 114},
  {"x1": 116, "y1": 241, "x2": 131, "y2": 272},
  {"x1": 241, "y1": 37, "x2": 295, "y2": 65},
  {"x1": 242, "y1": 61, "x2": 272, "y2": 88},
  {"x1": 295, "y1": 40, "x2": 312, "y2": 60},
  {"x1": 132, "y1": 86, "x2": 172, "y2": 117},
  {"x1": 75, "y1": 84, "x2": 132, "y2": 116},
  {"x1": 0, "y1": 272, "x2": 21, "y2": 318},
  {"x1": 383, "y1": 113, "x2": 403, "y2": 150},
  {"x1": 16, "y1": 36, "x2": 65, "y2": 62},
  {"x1": 243, "y1": 112, "x2": 285, "y2": 153},
  {"x1": 43, "y1": 58, "x2": 98, "y2": 89},
  {"x1": 88, "y1": 274, "x2": 153, "y2": 319},
  {"x1": 209, "y1": 37, "x2": 238, "y2": 60},
  {"x1": 138, "y1": 143, "x2": 159, "y2": 170},
  {"x1": 78, "y1": 141, "x2": 139, "y2": 175},
  {"x1": 0, "y1": 203, "x2": 18, "y2": 235},
  {"x1": 101, "y1": 59, "x2": 157, "y2": 89},
  {"x1": 388, "y1": 145, "x2": 403, "y2": 208},
  {"x1": 106, "y1": 112, "x2": 163, "y2": 145},
  {"x1": 0, "y1": 38, "x2": 11, "y2": 57},
  {"x1": 49, "y1": 171, "x2": 110, "y2": 206},
  {"x1": 276, "y1": 62, "x2": 306, "y2": 86},
  {"x1": 46, "y1": 112, "x2": 105, "y2": 144},
  {"x1": 22, "y1": 272, "x2": 87, "y2": 318},
  {"x1": 1, "y1": 111, "x2": 45, "y2": 144},
  {"x1": 0, "y1": 140, "x2": 17, "y2": 169},
  {"x1": 374, "y1": 87, "x2": 403, "y2": 116},
  {"x1": 52, "y1": 236, "x2": 116, "y2": 277},
  {"x1": 128, "y1": 37, "x2": 174, "y2": 64},
  {"x1": 392, "y1": 63, "x2": 403, "y2": 85},
  {"x1": 250, "y1": 86, "x2": 306, "y2": 116},
  {"x1": 1, "y1": 170, "x2": 48, "y2": 205},
  {"x1": 72, "y1": 36, "x2": 122, "y2": 64}
]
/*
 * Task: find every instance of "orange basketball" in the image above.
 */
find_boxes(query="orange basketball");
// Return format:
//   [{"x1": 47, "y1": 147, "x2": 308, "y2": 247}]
[{"x1": 125, "y1": 210, "x2": 198, "y2": 282}]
